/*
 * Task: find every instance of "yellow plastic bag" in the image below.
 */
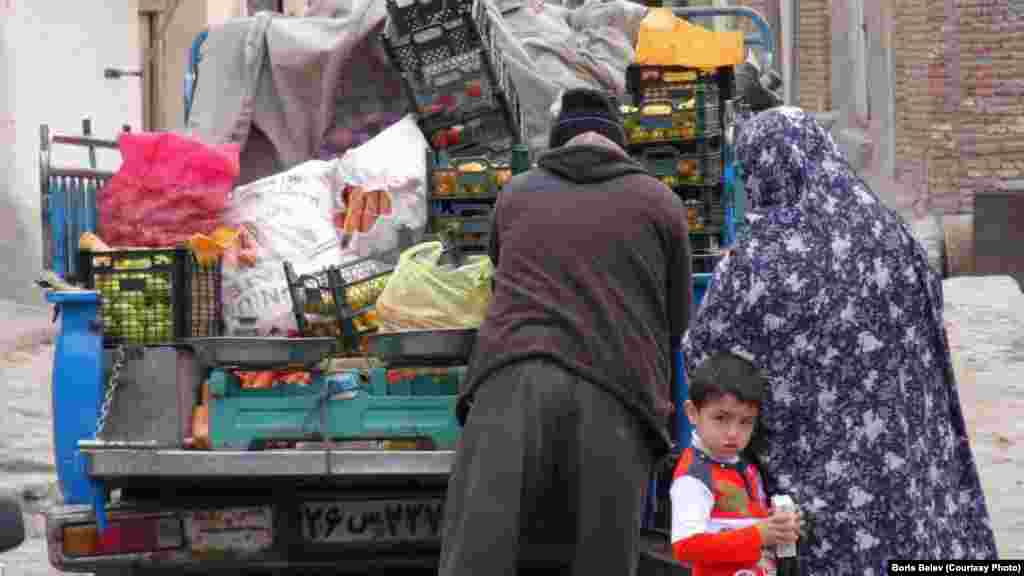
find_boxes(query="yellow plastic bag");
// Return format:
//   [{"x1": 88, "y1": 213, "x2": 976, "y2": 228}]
[
  {"x1": 375, "y1": 241, "x2": 494, "y2": 331},
  {"x1": 635, "y1": 8, "x2": 744, "y2": 69}
]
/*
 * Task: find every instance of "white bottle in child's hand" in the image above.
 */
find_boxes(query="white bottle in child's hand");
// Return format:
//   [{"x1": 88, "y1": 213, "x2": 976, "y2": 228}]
[{"x1": 771, "y1": 495, "x2": 801, "y2": 576}]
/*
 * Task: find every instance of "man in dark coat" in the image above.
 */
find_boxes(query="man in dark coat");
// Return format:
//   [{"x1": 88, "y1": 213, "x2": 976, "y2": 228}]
[{"x1": 438, "y1": 88, "x2": 693, "y2": 576}]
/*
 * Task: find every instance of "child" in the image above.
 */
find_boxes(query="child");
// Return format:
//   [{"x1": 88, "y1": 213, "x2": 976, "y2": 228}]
[{"x1": 670, "y1": 352, "x2": 801, "y2": 576}]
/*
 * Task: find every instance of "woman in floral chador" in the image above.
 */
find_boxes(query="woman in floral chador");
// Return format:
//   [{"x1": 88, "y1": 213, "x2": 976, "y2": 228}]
[{"x1": 683, "y1": 107, "x2": 998, "y2": 573}]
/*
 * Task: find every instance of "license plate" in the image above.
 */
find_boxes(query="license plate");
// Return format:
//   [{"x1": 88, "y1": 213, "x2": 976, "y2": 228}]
[
  {"x1": 301, "y1": 499, "x2": 444, "y2": 544},
  {"x1": 186, "y1": 507, "x2": 274, "y2": 554}
]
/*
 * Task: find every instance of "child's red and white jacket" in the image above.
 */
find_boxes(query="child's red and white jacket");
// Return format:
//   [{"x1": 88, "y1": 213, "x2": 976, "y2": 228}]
[{"x1": 670, "y1": 433, "x2": 776, "y2": 576}]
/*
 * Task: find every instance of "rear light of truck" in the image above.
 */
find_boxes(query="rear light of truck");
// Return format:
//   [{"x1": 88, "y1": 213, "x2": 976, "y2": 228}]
[{"x1": 62, "y1": 515, "x2": 183, "y2": 557}]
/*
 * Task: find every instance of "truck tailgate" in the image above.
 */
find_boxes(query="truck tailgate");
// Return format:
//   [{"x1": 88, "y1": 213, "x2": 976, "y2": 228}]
[{"x1": 46, "y1": 449, "x2": 454, "y2": 573}]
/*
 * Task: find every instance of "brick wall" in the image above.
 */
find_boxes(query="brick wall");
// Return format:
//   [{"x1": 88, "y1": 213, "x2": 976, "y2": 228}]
[
  {"x1": 893, "y1": 0, "x2": 1024, "y2": 215},
  {"x1": 954, "y1": 0, "x2": 1024, "y2": 213},
  {"x1": 892, "y1": 0, "x2": 945, "y2": 212},
  {"x1": 796, "y1": 0, "x2": 830, "y2": 111},
  {"x1": 729, "y1": 0, "x2": 1022, "y2": 215},
  {"x1": 730, "y1": 0, "x2": 830, "y2": 111}
]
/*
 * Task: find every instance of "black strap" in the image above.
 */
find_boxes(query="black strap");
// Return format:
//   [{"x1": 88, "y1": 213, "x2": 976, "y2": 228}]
[{"x1": 695, "y1": 449, "x2": 758, "y2": 502}]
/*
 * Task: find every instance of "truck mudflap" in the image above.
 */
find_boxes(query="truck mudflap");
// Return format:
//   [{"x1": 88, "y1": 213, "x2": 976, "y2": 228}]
[{"x1": 45, "y1": 495, "x2": 446, "y2": 573}]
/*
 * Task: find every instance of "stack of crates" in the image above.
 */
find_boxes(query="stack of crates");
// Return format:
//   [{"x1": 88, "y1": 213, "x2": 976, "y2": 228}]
[
  {"x1": 624, "y1": 64, "x2": 734, "y2": 274},
  {"x1": 423, "y1": 150, "x2": 516, "y2": 253},
  {"x1": 381, "y1": 0, "x2": 526, "y2": 254}
]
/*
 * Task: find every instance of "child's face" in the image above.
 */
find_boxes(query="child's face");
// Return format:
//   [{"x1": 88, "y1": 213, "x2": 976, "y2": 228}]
[{"x1": 685, "y1": 394, "x2": 759, "y2": 461}]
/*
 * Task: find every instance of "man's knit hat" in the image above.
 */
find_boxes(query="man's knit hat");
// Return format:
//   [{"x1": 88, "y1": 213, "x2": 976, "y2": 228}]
[{"x1": 548, "y1": 88, "x2": 627, "y2": 150}]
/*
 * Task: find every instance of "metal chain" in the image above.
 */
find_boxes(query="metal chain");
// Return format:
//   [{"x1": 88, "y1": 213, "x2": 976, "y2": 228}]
[{"x1": 95, "y1": 345, "x2": 126, "y2": 438}]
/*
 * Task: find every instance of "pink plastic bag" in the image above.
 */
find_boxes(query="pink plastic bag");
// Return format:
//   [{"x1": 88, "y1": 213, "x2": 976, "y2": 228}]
[{"x1": 98, "y1": 132, "x2": 241, "y2": 247}]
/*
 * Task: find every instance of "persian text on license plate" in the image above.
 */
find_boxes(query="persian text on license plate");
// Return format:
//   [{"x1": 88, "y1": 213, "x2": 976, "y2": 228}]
[
  {"x1": 186, "y1": 507, "x2": 274, "y2": 554},
  {"x1": 301, "y1": 499, "x2": 444, "y2": 544}
]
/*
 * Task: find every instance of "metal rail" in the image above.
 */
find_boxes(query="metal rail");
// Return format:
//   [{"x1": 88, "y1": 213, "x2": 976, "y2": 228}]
[
  {"x1": 83, "y1": 447, "x2": 456, "y2": 478},
  {"x1": 39, "y1": 120, "x2": 123, "y2": 280}
]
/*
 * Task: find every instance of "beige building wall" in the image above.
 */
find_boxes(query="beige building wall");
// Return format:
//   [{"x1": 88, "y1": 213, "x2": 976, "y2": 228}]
[
  {"x1": 1, "y1": 1, "x2": 143, "y2": 304},
  {"x1": 150, "y1": 0, "x2": 307, "y2": 132}
]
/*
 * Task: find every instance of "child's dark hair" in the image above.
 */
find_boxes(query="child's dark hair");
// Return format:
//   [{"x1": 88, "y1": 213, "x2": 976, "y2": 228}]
[{"x1": 689, "y1": 352, "x2": 766, "y2": 409}]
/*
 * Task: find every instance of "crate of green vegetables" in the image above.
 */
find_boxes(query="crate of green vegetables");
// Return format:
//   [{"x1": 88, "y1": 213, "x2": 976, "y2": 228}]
[
  {"x1": 78, "y1": 247, "x2": 223, "y2": 347},
  {"x1": 283, "y1": 255, "x2": 395, "y2": 355}
]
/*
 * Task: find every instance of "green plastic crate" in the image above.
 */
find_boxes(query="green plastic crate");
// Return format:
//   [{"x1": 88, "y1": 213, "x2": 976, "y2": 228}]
[{"x1": 208, "y1": 368, "x2": 462, "y2": 450}]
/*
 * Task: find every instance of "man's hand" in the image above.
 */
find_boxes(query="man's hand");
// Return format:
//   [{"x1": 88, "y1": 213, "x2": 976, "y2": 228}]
[{"x1": 756, "y1": 509, "x2": 802, "y2": 547}]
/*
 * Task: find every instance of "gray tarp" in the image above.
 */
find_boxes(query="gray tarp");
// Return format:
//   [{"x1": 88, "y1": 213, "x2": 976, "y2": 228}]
[{"x1": 186, "y1": 0, "x2": 648, "y2": 177}]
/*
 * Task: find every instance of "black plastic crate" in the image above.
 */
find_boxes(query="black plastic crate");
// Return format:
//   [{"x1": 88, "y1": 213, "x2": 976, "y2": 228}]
[
  {"x1": 623, "y1": 94, "x2": 722, "y2": 146},
  {"x1": 638, "y1": 141, "x2": 723, "y2": 189},
  {"x1": 431, "y1": 215, "x2": 490, "y2": 241},
  {"x1": 427, "y1": 150, "x2": 513, "y2": 199},
  {"x1": 430, "y1": 215, "x2": 492, "y2": 255},
  {"x1": 79, "y1": 248, "x2": 222, "y2": 347},
  {"x1": 421, "y1": 101, "x2": 524, "y2": 155},
  {"x1": 283, "y1": 265, "x2": 343, "y2": 340},
  {"x1": 382, "y1": 0, "x2": 524, "y2": 155},
  {"x1": 626, "y1": 64, "x2": 734, "y2": 109},
  {"x1": 414, "y1": 52, "x2": 504, "y2": 119},
  {"x1": 386, "y1": 0, "x2": 474, "y2": 38},
  {"x1": 384, "y1": 0, "x2": 497, "y2": 79},
  {"x1": 429, "y1": 199, "x2": 496, "y2": 220},
  {"x1": 284, "y1": 255, "x2": 396, "y2": 355},
  {"x1": 382, "y1": 0, "x2": 499, "y2": 96}
]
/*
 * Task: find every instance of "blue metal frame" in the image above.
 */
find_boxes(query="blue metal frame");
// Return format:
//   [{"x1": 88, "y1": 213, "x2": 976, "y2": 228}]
[
  {"x1": 184, "y1": 29, "x2": 209, "y2": 125},
  {"x1": 667, "y1": 4, "x2": 770, "y2": 449},
  {"x1": 644, "y1": 5, "x2": 772, "y2": 531},
  {"x1": 40, "y1": 122, "x2": 116, "y2": 281}
]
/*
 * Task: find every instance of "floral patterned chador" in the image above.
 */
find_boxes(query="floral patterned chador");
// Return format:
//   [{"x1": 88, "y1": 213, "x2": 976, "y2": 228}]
[{"x1": 683, "y1": 107, "x2": 999, "y2": 574}]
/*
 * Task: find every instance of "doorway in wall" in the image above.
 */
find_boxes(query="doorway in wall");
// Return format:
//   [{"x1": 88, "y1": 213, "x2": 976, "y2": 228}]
[
  {"x1": 137, "y1": 0, "x2": 185, "y2": 131},
  {"x1": 246, "y1": 0, "x2": 285, "y2": 14}
]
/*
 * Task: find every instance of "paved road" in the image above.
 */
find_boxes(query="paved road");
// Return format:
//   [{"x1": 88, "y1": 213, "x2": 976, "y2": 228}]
[
  {"x1": 1, "y1": 278, "x2": 1022, "y2": 575},
  {"x1": 944, "y1": 277, "x2": 1024, "y2": 559}
]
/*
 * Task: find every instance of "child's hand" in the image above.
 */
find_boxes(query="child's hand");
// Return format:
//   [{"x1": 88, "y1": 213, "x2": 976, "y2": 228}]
[{"x1": 756, "y1": 509, "x2": 802, "y2": 547}]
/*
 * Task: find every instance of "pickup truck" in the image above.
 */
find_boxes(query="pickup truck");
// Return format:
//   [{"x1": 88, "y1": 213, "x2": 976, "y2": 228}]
[
  {"x1": 39, "y1": 290, "x2": 460, "y2": 574},
  {"x1": 38, "y1": 6, "x2": 775, "y2": 574}
]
